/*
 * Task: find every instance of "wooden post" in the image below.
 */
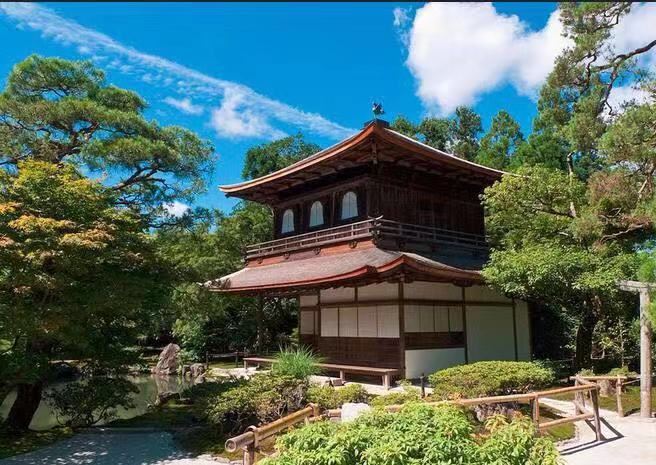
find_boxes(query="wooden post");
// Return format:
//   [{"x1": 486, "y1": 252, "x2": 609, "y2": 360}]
[
  {"x1": 616, "y1": 375, "x2": 624, "y2": 418},
  {"x1": 531, "y1": 394, "x2": 540, "y2": 428},
  {"x1": 618, "y1": 280, "x2": 653, "y2": 419},
  {"x1": 590, "y1": 387, "x2": 603, "y2": 442},
  {"x1": 243, "y1": 444, "x2": 256, "y2": 465},
  {"x1": 256, "y1": 294, "x2": 264, "y2": 355}
]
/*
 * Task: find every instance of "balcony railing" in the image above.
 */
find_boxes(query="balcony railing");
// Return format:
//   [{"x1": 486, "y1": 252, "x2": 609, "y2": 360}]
[{"x1": 245, "y1": 218, "x2": 487, "y2": 260}]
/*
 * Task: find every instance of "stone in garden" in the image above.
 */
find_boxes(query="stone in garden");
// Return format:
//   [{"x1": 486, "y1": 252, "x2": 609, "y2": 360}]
[
  {"x1": 152, "y1": 343, "x2": 180, "y2": 375},
  {"x1": 341, "y1": 402, "x2": 371, "y2": 422},
  {"x1": 190, "y1": 362, "x2": 206, "y2": 379}
]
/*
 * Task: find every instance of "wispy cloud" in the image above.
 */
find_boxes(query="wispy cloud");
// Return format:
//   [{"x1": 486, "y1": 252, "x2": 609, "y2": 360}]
[
  {"x1": 163, "y1": 201, "x2": 190, "y2": 217},
  {"x1": 0, "y1": 2, "x2": 356, "y2": 140},
  {"x1": 163, "y1": 96, "x2": 204, "y2": 115}
]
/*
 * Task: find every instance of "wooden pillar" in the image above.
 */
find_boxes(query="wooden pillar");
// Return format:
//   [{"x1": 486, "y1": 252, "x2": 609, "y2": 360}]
[
  {"x1": 398, "y1": 279, "x2": 406, "y2": 378},
  {"x1": 256, "y1": 294, "x2": 264, "y2": 355},
  {"x1": 461, "y1": 286, "x2": 469, "y2": 364},
  {"x1": 638, "y1": 289, "x2": 653, "y2": 419},
  {"x1": 511, "y1": 299, "x2": 519, "y2": 361}
]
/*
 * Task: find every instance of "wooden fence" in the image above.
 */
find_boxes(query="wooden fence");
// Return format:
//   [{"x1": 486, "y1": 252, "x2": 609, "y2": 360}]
[
  {"x1": 226, "y1": 377, "x2": 602, "y2": 464},
  {"x1": 575, "y1": 374, "x2": 642, "y2": 418}
]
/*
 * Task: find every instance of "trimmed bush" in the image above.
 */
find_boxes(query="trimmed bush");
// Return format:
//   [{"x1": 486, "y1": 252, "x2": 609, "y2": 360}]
[
  {"x1": 307, "y1": 384, "x2": 369, "y2": 410},
  {"x1": 261, "y1": 403, "x2": 560, "y2": 465},
  {"x1": 272, "y1": 346, "x2": 322, "y2": 379},
  {"x1": 206, "y1": 374, "x2": 308, "y2": 432},
  {"x1": 429, "y1": 361, "x2": 554, "y2": 399},
  {"x1": 369, "y1": 390, "x2": 420, "y2": 407}
]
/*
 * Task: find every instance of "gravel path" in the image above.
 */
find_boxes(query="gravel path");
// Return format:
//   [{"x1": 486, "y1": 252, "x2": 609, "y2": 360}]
[
  {"x1": 0, "y1": 430, "x2": 226, "y2": 465},
  {"x1": 542, "y1": 398, "x2": 656, "y2": 465}
]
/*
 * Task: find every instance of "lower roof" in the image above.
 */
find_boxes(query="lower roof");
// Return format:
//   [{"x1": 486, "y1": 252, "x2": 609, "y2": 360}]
[{"x1": 203, "y1": 247, "x2": 482, "y2": 296}]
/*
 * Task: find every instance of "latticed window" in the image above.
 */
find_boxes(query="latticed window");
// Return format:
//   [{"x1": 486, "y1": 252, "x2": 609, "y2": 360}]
[
  {"x1": 341, "y1": 191, "x2": 358, "y2": 220},
  {"x1": 281, "y1": 208, "x2": 294, "y2": 234},
  {"x1": 309, "y1": 201, "x2": 324, "y2": 227}
]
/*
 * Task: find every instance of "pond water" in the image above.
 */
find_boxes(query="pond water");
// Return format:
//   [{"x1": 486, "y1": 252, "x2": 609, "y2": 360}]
[{"x1": 0, "y1": 374, "x2": 196, "y2": 431}]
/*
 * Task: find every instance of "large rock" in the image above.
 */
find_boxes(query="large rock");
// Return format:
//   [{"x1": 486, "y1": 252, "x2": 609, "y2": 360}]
[
  {"x1": 190, "y1": 363, "x2": 206, "y2": 379},
  {"x1": 152, "y1": 343, "x2": 180, "y2": 375}
]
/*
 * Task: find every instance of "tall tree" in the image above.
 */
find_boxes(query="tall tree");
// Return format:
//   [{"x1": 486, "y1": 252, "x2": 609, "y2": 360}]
[
  {"x1": 450, "y1": 106, "x2": 483, "y2": 161},
  {"x1": 0, "y1": 56, "x2": 213, "y2": 430},
  {"x1": 476, "y1": 110, "x2": 524, "y2": 170},
  {"x1": 242, "y1": 134, "x2": 320, "y2": 180}
]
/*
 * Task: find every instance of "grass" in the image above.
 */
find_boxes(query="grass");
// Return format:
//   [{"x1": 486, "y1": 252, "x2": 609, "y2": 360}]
[
  {"x1": 0, "y1": 427, "x2": 73, "y2": 459},
  {"x1": 539, "y1": 406, "x2": 576, "y2": 442}
]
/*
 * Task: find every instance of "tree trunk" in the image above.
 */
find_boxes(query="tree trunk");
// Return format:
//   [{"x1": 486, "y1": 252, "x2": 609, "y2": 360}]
[
  {"x1": 6, "y1": 382, "x2": 43, "y2": 431},
  {"x1": 574, "y1": 311, "x2": 598, "y2": 370}
]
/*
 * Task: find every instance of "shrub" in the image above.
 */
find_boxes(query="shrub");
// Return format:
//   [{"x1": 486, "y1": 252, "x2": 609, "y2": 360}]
[
  {"x1": 307, "y1": 384, "x2": 369, "y2": 410},
  {"x1": 46, "y1": 377, "x2": 138, "y2": 428},
  {"x1": 369, "y1": 390, "x2": 420, "y2": 407},
  {"x1": 261, "y1": 403, "x2": 560, "y2": 465},
  {"x1": 272, "y1": 346, "x2": 322, "y2": 379},
  {"x1": 429, "y1": 361, "x2": 554, "y2": 399},
  {"x1": 206, "y1": 374, "x2": 308, "y2": 432}
]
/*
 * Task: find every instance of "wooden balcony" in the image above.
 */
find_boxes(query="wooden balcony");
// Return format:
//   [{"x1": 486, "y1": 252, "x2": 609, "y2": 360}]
[{"x1": 245, "y1": 218, "x2": 487, "y2": 260}]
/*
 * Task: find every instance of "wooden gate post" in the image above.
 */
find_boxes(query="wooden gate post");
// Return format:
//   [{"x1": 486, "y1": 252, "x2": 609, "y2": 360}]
[
  {"x1": 618, "y1": 280, "x2": 653, "y2": 419},
  {"x1": 616, "y1": 375, "x2": 624, "y2": 418},
  {"x1": 590, "y1": 387, "x2": 603, "y2": 442},
  {"x1": 243, "y1": 444, "x2": 256, "y2": 465}
]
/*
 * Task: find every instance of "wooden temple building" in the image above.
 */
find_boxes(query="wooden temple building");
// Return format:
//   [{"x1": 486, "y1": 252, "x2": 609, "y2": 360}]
[{"x1": 206, "y1": 119, "x2": 531, "y2": 380}]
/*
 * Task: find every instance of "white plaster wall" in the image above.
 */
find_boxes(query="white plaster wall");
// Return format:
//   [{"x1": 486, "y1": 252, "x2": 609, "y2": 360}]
[
  {"x1": 465, "y1": 285, "x2": 512, "y2": 303},
  {"x1": 466, "y1": 306, "x2": 515, "y2": 362},
  {"x1": 404, "y1": 281, "x2": 462, "y2": 300},
  {"x1": 515, "y1": 301, "x2": 531, "y2": 360},
  {"x1": 358, "y1": 282, "x2": 398, "y2": 301},
  {"x1": 299, "y1": 294, "x2": 318, "y2": 307},
  {"x1": 320, "y1": 287, "x2": 355, "y2": 303},
  {"x1": 405, "y1": 348, "x2": 466, "y2": 379}
]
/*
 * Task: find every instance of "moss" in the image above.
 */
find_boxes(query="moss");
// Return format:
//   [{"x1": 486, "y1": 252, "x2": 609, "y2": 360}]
[{"x1": 0, "y1": 427, "x2": 73, "y2": 459}]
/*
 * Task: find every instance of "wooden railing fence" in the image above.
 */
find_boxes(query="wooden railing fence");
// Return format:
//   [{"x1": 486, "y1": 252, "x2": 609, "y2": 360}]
[
  {"x1": 226, "y1": 378, "x2": 603, "y2": 464},
  {"x1": 575, "y1": 374, "x2": 641, "y2": 418}
]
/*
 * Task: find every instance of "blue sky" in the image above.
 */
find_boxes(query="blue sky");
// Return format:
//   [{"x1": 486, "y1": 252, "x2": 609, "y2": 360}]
[{"x1": 2, "y1": 2, "x2": 649, "y2": 213}]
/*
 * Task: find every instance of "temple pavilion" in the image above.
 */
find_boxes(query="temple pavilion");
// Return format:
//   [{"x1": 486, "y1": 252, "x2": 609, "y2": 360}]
[{"x1": 205, "y1": 119, "x2": 531, "y2": 380}]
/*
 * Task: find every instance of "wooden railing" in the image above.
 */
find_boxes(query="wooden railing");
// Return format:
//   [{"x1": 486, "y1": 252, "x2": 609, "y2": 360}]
[
  {"x1": 575, "y1": 374, "x2": 641, "y2": 418},
  {"x1": 226, "y1": 378, "x2": 602, "y2": 464},
  {"x1": 245, "y1": 217, "x2": 488, "y2": 260}
]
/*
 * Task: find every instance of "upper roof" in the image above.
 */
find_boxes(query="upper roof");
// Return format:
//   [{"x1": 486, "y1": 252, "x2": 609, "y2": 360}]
[{"x1": 220, "y1": 120, "x2": 504, "y2": 202}]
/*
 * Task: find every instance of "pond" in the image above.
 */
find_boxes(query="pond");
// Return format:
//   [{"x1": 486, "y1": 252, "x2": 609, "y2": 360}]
[{"x1": 0, "y1": 374, "x2": 196, "y2": 431}]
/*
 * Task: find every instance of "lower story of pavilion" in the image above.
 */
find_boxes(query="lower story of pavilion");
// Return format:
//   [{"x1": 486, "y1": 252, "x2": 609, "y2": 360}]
[{"x1": 206, "y1": 247, "x2": 531, "y2": 379}]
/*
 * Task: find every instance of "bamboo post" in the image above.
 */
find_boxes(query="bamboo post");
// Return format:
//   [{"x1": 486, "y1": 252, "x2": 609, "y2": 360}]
[
  {"x1": 420, "y1": 373, "x2": 426, "y2": 399},
  {"x1": 531, "y1": 394, "x2": 540, "y2": 428},
  {"x1": 590, "y1": 387, "x2": 603, "y2": 442},
  {"x1": 573, "y1": 377, "x2": 582, "y2": 415},
  {"x1": 616, "y1": 375, "x2": 624, "y2": 418},
  {"x1": 243, "y1": 444, "x2": 256, "y2": 465}
]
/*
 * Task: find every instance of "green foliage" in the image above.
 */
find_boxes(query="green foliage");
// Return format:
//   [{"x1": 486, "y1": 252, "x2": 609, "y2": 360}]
[
  {"x1": 369, "y1": 390, "x2": 420, "y2": 408},
  {"x1": 272, "y1": 346, "x2": 322, "y2": 379},
  {"x1": 261, "y1": 403, "x2": 559, "y2": 465},
  {"x1": 429, "y1": 361, "x2": 554, "y2": 399},
  {"x1": 307, "y1": 384, "x2": 369, "y2": 410},
  {"x1": 476, "y1": 110, "x2": 524, "y2": 170},
  {"x1": 206, "y1": 374, "x2": 308, "y2": 432},
  {"x1": 242, "y1": 134, "x2": 320, "y2": 180},
  {"x1": 46, "y1": 377, "x2": 138, "y2": 428}
]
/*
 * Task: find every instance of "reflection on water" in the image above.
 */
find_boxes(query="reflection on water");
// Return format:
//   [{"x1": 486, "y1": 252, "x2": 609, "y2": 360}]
[{"x1": 0, "y1": 374, "x2": 195, "y2": 431}]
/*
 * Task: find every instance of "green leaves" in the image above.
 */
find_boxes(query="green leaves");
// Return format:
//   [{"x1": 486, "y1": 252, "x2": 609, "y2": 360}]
[{"x1": 241, "y1": 134, "x2": 319, "y2": 180}]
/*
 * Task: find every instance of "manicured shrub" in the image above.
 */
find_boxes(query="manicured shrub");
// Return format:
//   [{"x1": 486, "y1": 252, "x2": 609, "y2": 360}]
[
  {"x1": 261, "y1": 403, "x2": 560, "y2": 465},
  {"x1": 272, "y1": 346, "x2": 322, "y2": 379},
  {"x1": 429, "y1": 361, "x2": 554, "y2": 399},
  {"x1": 307, "y1": 384, "x2": 369, "y2": 410},
  {"x1": 369, "y1": 390, "x2": 420, "y2": 407},
  {"x1": 206, "y1": 374, "x2": 308, "y2": 432}
]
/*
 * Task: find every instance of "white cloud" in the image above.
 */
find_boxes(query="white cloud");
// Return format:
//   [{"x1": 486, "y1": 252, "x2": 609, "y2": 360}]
[
  {"x1": 393, "y1": 7, "x2": 411, "y2": 28},
  {"x1": 163, "y1": 96, "x2": 204, "y2": 115},
  {"x1": 400, "y1": 3, "x2": 656, "y2": 116},
  {"x1": 210, "y1": 88, "x2": 286, "y2": 139},
  {"x1": 607, "y1": 85, "x2": 651, "y2": 115},
  {"x1": 0, "y1": 2, "x2": 355, "y2": 140},
  {"x1": 401, "y1": 3, "x2": 569, "y2": 115},
  {"x1": 164, "y1": 201, "x2": 190, "y2": 217}
]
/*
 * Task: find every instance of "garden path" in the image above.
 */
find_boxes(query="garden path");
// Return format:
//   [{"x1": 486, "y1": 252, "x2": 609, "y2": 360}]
[
  {"x1": 542, "y1": 398, "x2": 656, "y2": 465},
  {"x1": 0, "y1": 430, "x2": 230, "y2": 465}
]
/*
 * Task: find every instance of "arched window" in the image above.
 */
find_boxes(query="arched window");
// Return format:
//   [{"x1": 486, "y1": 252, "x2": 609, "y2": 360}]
[
  {"x1": 309, "y1": 201, "x2": 324, "y2": 227},
  {"x1": 281, "y1": 209, "x2": 295, "y2": 234},
  {"x1": 341, "y1": 191, "x2": 358, "y2": 220}
]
